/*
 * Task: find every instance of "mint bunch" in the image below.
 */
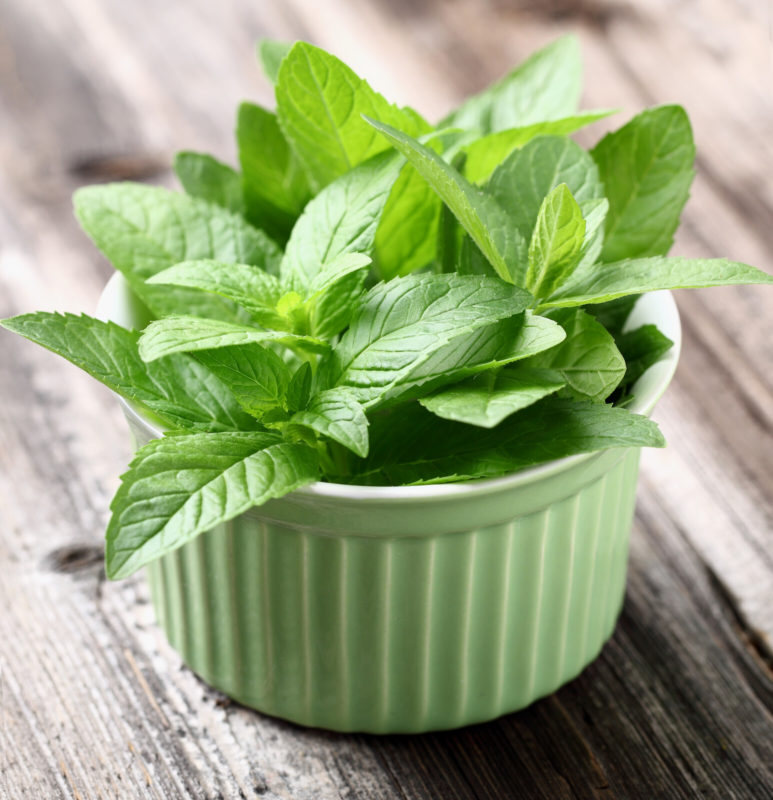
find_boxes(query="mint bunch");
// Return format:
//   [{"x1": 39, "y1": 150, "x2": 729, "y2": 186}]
[{"x1": 4, "y1": 37, "x2": 771, "y2": 579}]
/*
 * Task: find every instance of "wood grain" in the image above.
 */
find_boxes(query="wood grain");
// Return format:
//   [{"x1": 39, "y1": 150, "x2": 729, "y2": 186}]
[{"x1": 0, "y1": 0, "x2": 771, "y2": 797}]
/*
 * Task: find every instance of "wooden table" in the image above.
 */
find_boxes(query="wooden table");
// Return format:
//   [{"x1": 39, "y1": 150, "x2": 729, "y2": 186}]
[{"x1": 1, "y1": 0, "x2": 772, "y2": 797}]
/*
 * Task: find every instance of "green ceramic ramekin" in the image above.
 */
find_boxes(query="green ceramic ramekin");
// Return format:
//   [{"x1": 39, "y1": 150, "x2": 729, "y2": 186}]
[{"x1": 98, "y1": 275, "x2": 681, "y2": 733}]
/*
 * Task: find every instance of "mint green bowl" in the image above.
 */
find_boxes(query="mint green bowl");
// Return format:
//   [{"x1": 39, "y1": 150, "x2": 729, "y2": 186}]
[{"x1": 98, "y1": 276, "x2": 681, "y2": 733}]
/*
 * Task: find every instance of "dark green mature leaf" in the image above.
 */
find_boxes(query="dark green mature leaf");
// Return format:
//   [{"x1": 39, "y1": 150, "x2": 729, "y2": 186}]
[
  {"x1": 173, "y1": 152, "x2": 244, "y2": 214},
  {"x1": 419, "y1": 367, "x2": 565, "y2": 428},
  {"x1": 291, "y1": 387, "x2": 369, "y2": 457},
  {"x1": 527, "y1": 184, "x2": 586, "y2": 301},
  {"x1": 258, "y1": 39, "x2": 291, "y2": 84},
  {"x1": 358, "y1": 397, "x2": 665, "y2": 485},
  {"x1": 616, "y1": 325, "x2": 674, "y2": 388},
  {"x1": 286, "y1": 362, "x2": 313, "y2": 412},
  {"x1": 329, "y1": 273, "x2": 532, "y2": 407},
  {"x1": 148, "y1": 260, "x2": 286, "y2": 329},
  {"x1": 529, "y1": 309, "x2": 625, "y2": 402},
  {"x1": 237, "y1": 102, "x2": 311, "y2": 243},
  {"x1": 74, "y1": 183, "x2": 282, "y2": 319},
  {"x1": 463, "y1": 110, "x2": 616, "y2": 184},
  {"x1": 0, "y1": 313, "x2": 256, "y2": 431},
  {"x1": 106, "y1": 432, "x2": 319, "y2": 578},
  {"x1": 280, "y1": 151, "x2": 402, "y2": 293},
  {"x1": 366, "y1": 117, "x2": 527, "y2": 282},
  {"x1": 542, "y1": 257, "x2": 773, "y2": 308},
  {"x1": 138, "y1": 316, "x2": 329, "y2": 362},
  {"x1": 585, "y1": 295, "x2": 638, "y2": 336},
  {"x1": 193, "y1": 344, "x2": 292, "y2": 417},
  {"x1": 592, "y1": 105, "x2": 695, "y2": 262},
  {"x1": 276, "y1": 42, "x2": 429, "y2": 191},
  {"x1": 442, "y1": 35, "x2": 582, "y2": 133}
]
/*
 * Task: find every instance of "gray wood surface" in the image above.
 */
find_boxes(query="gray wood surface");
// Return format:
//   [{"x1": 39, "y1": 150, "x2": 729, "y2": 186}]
[{"x1": 1, "y1": 0, "x2": 772, "y2": 797}]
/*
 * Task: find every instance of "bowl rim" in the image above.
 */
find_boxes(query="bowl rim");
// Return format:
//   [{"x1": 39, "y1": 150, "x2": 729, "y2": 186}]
[{"x1": 99, "y1": 275, "x2": 682, "y2": 502}]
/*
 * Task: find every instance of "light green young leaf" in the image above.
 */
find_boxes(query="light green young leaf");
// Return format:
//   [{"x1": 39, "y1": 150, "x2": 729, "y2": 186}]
[
  {"x1": 290, "y1": 387, "x2": 369, "y2": 457},
  {"x1": 330, "y1": 273, "x2": 531, "y2": 407},
  {"x1": 237, "y1": 102, "x2": 312, "y2": 243},
  {"x1": 147, "y1": 260, "x2": 286, "y2": 329},
  {"x1": 592, "y1": 105, "x2": 695, "y2": 262},
  {"x1": 138, "y1": 316, "x2": 329, "y2": 362},
  {"x1": 441, "y1": 36, "x2": 582, "y2": 133},
  {"x1": 527, "y1": 184, "x2": 586, "y2": 301},
  {"x1": 576, "y1": 198, "x2": 609, "y2": 270},
  {"x1": 419, "y1": 367, "x2": 565, "y2": 428},
  {"x1": 173, "y1": 152, "x2": 244, "y2": 214},
  {"x1": 276, "y1": 42, "x2": 429, "y2": 190},
  {"x1": 193, "y1": 344, "x2": 292, "y2": 417},
  {"x1": 359, "y1": 397, "x2": 665, "y2": 485},
  {"x1": 0, "y1": 313, "x2": 256, "y2": 432},
  {"x1": 542, "y1": 257, "x2": 773, "y2": 308},
  {"x1": 365, "y1": 117, "x2": 526, "y2": 282},
  {"x1": 303, "y1": 253, "x2": 372, "y2": 338},
  {"x1": 463, "y1": 110, "x2": 616, "y2": 183},
  {"x1": 106, "y1": 432, "x2": 319, "y2": 578},
  {"x1": 615, "y1": 325, "x2": 674, "y2": 389},
  {"x1": 528, "y1": 309, "x2": 625, "y2": 402},
  {"x1": 286, "y1": 362, "x2": 313, "y2": 413},
  {"x1": 74, "y1": 183, "x2": 282, "y2": 319},
  {"x1": 280, "y1": 150, "x2": 402, "y2": 293},
  {"x1": 258, "y1": 39, "x2": 291, "y2": 84}
]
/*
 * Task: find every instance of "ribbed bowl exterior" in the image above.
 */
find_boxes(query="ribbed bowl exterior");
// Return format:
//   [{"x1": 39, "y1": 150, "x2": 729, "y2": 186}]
[{"x1": 143, "y1": 447, "x2": 641, "y2": 733}]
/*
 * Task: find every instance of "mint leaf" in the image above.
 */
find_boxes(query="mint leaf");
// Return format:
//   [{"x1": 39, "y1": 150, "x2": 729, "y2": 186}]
[
  {"x1": 74, "y1": 183, "x2": 282, "y2": 319},
  {"x1": 193, "y1": 344, "x2": 292, "y2": 417},
  {"x1": 361, "y1": 397, "x2": 665, "y2": 485},
  {"x1": 173, "y1": 152, "x2": 244, "y2": 214},
  {"x1": 419, "y1": 367, "x2": 565, "y2": 428},
  {"x1": 463, "y1": 110, "x2": 616, "y2": 183},
  {"x1": 442, "y1": 36, "x2": 582, "y2": 133},
  {"x1": 148, "y1": 260, "x2": 286, "y2": 329},
  {"x1": 585, "y1": 295, "x2": 638, "y2": 336},
  {"x1": 365, "y1": 118, "x2": 526, "y2": 282},
  {"x1": 592, "y1": 105, "x2": 695, "y2": 262},
  {"x1": 577, "y1": 197, "x2": 609, "y2": 270},
  {"x1": 290, "y1": 387, "x2": 369, "y2": 457},
  {"x1": 329, "y1": 273, "x2": 532, "y2": 407},
  {"x1": 276, "y1": 42, "x2": 429, "y2": 190},
  {"x1": 0, "y1": 313, "x2": 256, "y2": 432},
  {"x1": 615, "y1": 325, "x2": 674, "y2": 388},
  {"x1": 286, "y1": 362, "x2": 313, "y2": 412},
  {"x1": 280, "y1": 151, "x2": 402, "y2": 293},
  {"x1": 543, "y1": 256, "x2": 773, "y2": 308},
  {"x1": 303, "y1": 252, "x2": 371, "y2": 338},
  {"x1": 527, "y1": 183, "x2": 586, "y2": 301},
  {"x1": 237, "y1": 102, "x2": 311, "y2": 244},
  {"x1": 528, "y1": 309, "x2": 625, "y2": 402},
  {"x1": 258, "y1": 39, "x2": 291, "y2": 84},
  {"x1": 138, "y1": 316, "x2": 329, "y2": 362},
  {"x1": 106, "y1": 432, "x2": 319, "y2": 578}
]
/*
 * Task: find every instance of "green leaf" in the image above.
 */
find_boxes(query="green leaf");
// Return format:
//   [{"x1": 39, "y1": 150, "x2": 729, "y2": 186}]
[
  {"x1": 419, "y1": 367, "x2": 565, "y2": 428},
  {"x1": 237, "y1": 102, "x2": 312, "y2": 243},
  {"x1": 0, "y1": 313, "x2": 256, "y2": 432},
  {"x1": 463, "y1": 110, "x2": 616, "y2": 183},
  {"x1": 280, "y1": 150, "x2": 402, "y2": 293},
  {"x1": 276, "y1": 42, "x2": 429, "y2": 190},
  {"x1": 290, "y1": 387, "x2": 369, "y2": 457},
  {"x1": 138, "y1": 316, "x2": 329, "y2": 362},
  {"x1": 258, "y1": 39, "x2": 291, "y2": 84},
  {"x1": 147, "y1": 260, "x2": 286, "y2": 329},
  {"x1": 74, "y1": 183, "x2": 282, "y2": 319},
  {"x1": 585, "y1": 295, "x2": 638, "y2": 336},
  {"x1": 576, "y1": 197, "x2": 609, "y2": 270},
  {"x1": 615, "y1": 324, "x2": 674, "y2": 388},
  {"x1": 527, "y1": 184, "x2": 586, "y2": 301},
  {"x1": 360, "y1": 397, "x2": 665, "y2": 485},
  {"x1": 303, "y1": 253, "x2": 372, "y2": 338},
  {"x1": 173, "y1": 152, "x2": 244, "y2": 214},
  {"x1": 441, "y1": 36, "x2": 582, "y2": 133},
  {"x1": 487, "y1": 136, "x2": 604, "y2": 264},
  {"x1": 365, "y1": 117, "x2": 526, "y2": 282},
  {"x1": 528, "y1": 309, "x2": 625, "y2": 402},
  {"x1": 542, "y1": 256, "x2": 773, "y2": 308},
  {"x1": 329, "y1": 273, "x2": 532, "y2": 407},
  {"x1": 286, "y1": 362, "x2": 313, "y2": 412},
  {"x1": 106, "y1": 432, "x2": 319, "y2": 578},
  {"x1": 592, "y1": 105, "x2": 695, "y2": 262},
  {"x1": 193, "y1": 344, "x2": 292, "y2": 417}
]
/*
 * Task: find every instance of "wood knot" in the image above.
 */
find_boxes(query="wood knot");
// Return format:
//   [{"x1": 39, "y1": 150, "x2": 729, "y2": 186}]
[
  {"x1": 45, "y1": 543, "x2": 104, "y2": 573},
  {"x1": 68, "y1": 152, "x2": 169, "y2": 182}
]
